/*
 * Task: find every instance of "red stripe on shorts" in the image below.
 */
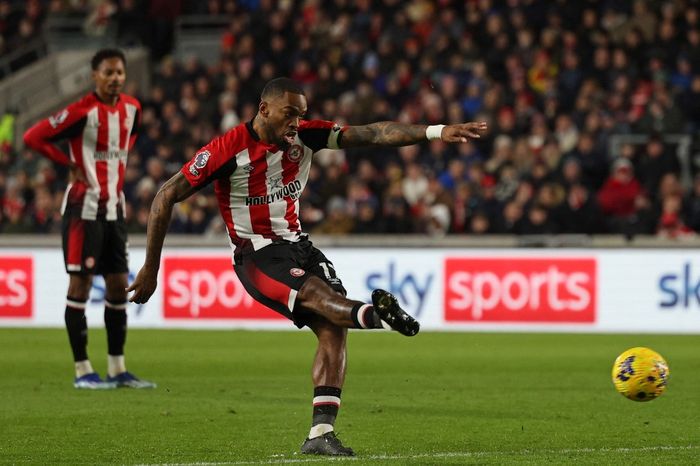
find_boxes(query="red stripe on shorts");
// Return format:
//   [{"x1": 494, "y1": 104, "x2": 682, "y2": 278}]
[
  {"x1": 67, "y1": 218, "x2": 85, "y2": 268},
  {"x1": 245, "y1": 261, "x2": 293, "y2": 310}
]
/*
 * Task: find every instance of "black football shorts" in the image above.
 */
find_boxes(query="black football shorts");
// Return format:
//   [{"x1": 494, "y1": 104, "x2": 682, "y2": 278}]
[
  {"x1": 62, "y1": 215, "x2": 129, "y2": 275},
  {"x1": 234, "y1": 238, "x2": 347, "y2": 328}
]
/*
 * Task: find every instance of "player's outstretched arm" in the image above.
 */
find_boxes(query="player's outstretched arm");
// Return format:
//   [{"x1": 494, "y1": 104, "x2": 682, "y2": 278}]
[
  {"x1": 339, "y1": 121, "x2": 487, "y2": 148},
  {"x1": 127, "y1": 172, "x2": 197, "y2": 303}
]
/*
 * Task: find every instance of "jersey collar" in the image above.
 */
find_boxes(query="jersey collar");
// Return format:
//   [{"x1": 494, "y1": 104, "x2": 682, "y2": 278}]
[
  {"x1": 92, "y1": 91, "x2": 121, "y2": 106},
  {"x1": 246, "y1": 119, "x2": 280, "y2": 151},
  {"x1": 245, "y1": 120, "x2": 260, "y2": 141}
]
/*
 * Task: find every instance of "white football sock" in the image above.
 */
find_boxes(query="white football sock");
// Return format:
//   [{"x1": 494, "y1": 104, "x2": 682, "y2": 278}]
[
  {"x1": 308, "y1": 423, "x2": 334, "y2": 439},
  {"x1": 74, "y1": 360, "x2": 94, "y2": 377},
  {"x1": 107, "y1": 355, "x2": 126, "y2": 377}
]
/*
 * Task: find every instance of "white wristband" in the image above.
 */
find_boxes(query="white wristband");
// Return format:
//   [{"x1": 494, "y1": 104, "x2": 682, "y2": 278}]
[{"x1": 426, "y1": 124, "x2": 445, "y2": 141}]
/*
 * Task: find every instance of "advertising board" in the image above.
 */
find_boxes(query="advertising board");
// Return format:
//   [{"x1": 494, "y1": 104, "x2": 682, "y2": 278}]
[{"x1": 1, "y1": 248, "x2": 698, "y2": 333}]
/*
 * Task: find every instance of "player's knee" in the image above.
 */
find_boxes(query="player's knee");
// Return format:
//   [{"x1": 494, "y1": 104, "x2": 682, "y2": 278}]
[
  {"x1": 104, "y1": 274, "x2": 128, "y2": 301},
  {"x1": 298, "y1": 277, "x2": 354, "y2": 326},
  {"x1": 313, "y1": 319, "x2": 347, "y2": 347},
  {"x1": 105, "y1": 285, "x2": 128, "y2": 301},
  {"x1": 67, "y1": 274, "x2": 92, "y2": 300}
]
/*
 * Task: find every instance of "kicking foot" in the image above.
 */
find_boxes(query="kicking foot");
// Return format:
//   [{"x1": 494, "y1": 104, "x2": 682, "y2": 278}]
[
  {"x1": 372, "y1": 289, "x2": 420, "y2": 336},
  {"x1": 106, "y1": 371, "x2": 157, "y2": 389},
  {"x1": 301, "y1": 431, "x2": 355, "y2": 456},
  {"x1": 74, "y1": 372, "x2": 117, "y2": 390}
]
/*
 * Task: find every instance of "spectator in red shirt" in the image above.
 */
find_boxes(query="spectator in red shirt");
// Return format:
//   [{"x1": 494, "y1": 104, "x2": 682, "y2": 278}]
[
  {"x1": 597, "y1": 157, "x2": 654, "y2": 235},
  {"x1": 598, "y1": 158, "x2": 643, "y2": 218}
]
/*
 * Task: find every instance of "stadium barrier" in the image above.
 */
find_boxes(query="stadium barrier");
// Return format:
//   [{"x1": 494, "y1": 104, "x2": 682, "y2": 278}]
[{"x1": 1, "y1": 235, "x2": 699, "y2": 333}]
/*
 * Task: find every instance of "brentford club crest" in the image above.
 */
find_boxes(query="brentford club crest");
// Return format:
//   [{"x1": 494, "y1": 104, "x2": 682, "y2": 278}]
[
  {"x1": 290, "y1": 268, "x2": 306, "y2": 277},
  {"x1": 286, "y1": 144, "x2": 303, "y2": 163}
]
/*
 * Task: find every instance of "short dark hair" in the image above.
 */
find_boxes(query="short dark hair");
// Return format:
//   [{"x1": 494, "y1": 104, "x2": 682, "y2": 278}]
[
  {"x1": 91, "y1": 48, "x2": 126, "y2": 70},
  {"x1": 261, "y1": 77, "x2": 305, "y2": 100}
]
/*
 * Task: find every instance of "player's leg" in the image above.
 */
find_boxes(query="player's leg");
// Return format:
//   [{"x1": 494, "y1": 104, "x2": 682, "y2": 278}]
[
  {"x1": 297, "y1": 277, "x2": 420, "y2": 335},
  {"x1": 300, "y1": 244, "x2": 420, "y2": 336},
  {"x1": 65, "y1": 272, "x2": 93, "y2": 377},
  {"x1": 236, "y1": 259, "x2": 380, "y2": 329},
  {"x1": 102, "y1": 220, "x2": 155, "y2": 389},
  {"x1": 62, "y1": 216, "x2": 114, "y2": 389},
  {"x1": 234, "y1": 241, "x2": 416, "y2": 457},
  {"x1": 297, "y1": 249, "x2": 420, "y2": 336},
  {"x1": 103, "y1": 272, "x2": 128, "y2": 376},
  {"x1": 300, "y1": 315, "x2": 354, "y2": 456},
  {"x1": 295, "y1": 275, "x2": 380, "y2": 328},
  {"x1": 235, "y1": 241, "x2": 419, "y2": 335}
]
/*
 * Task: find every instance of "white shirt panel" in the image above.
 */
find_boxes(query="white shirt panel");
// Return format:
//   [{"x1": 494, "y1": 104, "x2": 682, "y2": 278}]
[{"x1": 79, "y1": 107, "x2": 100, "y2": 220}]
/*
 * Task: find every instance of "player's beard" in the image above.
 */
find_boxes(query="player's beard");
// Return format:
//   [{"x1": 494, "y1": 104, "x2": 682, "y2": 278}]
[
  {"x1": 281, "y1": 130, "x2": 296, "y2": 148},
  {"x1": 262, "y1": 120, "x2": 292, "y2": 148},
  {"x1": 273, "y1": 131, "x2": 289, "y2": 149},
  {"x1": 107, "y1": 82, "x2": 122, "y2": 96}
]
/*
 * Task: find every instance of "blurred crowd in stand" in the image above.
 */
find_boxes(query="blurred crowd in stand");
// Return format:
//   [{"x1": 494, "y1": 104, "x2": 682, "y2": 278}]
[{"x1": 2, "y1": 0, "x2": 700, "y2": 238}]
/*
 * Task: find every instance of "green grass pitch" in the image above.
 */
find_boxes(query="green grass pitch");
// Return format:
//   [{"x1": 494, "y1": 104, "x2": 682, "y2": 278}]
[{"x1": 1, "y1": 328, "x2": 698, "y2": 465}]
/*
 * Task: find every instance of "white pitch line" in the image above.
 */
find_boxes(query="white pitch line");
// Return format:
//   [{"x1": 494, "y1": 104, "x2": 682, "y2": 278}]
[{"x1": 140, "y1": 444, "x2": 700, "y2": 466}]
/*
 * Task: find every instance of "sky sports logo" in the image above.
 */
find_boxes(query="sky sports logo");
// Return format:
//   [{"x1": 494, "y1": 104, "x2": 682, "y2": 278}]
[
  {"x1": 658, "y1": 262, "x2": 700, "y2": 308},
  {"x1": 444, "y1": 258, "x2": 596, "y2": 323}
]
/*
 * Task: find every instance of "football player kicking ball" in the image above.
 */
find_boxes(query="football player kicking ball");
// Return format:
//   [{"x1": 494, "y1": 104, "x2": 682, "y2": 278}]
[{"x1": 127, "y1": 78, "x2": 487, "y2": 455}]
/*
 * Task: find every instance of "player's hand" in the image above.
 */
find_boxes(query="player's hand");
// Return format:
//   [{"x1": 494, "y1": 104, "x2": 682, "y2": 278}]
[
  {"x1": 126, "y1": 266, "x2": 158, "y2": 304},
  {"x1": 69, "y1": 163, "x2": 86, "y2": 183},
  {"x1": 441, "y1": 121, "x2": 488, "y2": 143}
]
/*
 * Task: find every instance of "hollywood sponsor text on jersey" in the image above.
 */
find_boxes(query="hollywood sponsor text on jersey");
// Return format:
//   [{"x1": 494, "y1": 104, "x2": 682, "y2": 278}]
[
  {"x1": 93, "y1": 149, "x2": 128, "y2": 161},
  {"x1": 246, "y1": 179, "x2": 303, "y2": 206}
]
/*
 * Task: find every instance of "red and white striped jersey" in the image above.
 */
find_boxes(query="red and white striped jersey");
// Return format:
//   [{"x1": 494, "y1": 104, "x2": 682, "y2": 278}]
[
  {"x1": 181, "y1": 119, "x2": 345, "y2": 260},
  {"x1": 23, "y1": 92, "x2": 141, "y2": 221}
]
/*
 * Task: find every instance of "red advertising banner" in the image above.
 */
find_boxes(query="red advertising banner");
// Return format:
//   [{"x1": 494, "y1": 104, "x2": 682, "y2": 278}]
[
  {"x1": 445, "y1": 258, "x2": 596, "y2": 323},
  {"x1": 162, "y1": 256, "x2": 284, "y2": 320},
  {"x1": 0, "y1": 257, "x2": 33, "y2": 318}
]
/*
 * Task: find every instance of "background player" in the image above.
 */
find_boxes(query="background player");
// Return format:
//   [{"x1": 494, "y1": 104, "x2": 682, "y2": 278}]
[
  {"x1": 23, "y1": 49, "x2": 155, "y2": 390},
  {"x1": 127, "y1": 78, "x2": 486, "y2": 454}
]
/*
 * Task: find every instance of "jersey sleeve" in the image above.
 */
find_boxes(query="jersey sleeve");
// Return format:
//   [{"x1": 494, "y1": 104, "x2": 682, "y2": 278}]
[
  {"x1": 22, "y1": 102, "x2": 88, "y2": 166},
  {"x1": 181, "y1": 129, "x2": 239, "y2": 189},
  {"x1": 128, "y1": 100, "x2": 141, "y2": 151},
  {"x1": 298, "y1": 119, "x2": 347, "y2": 152}
]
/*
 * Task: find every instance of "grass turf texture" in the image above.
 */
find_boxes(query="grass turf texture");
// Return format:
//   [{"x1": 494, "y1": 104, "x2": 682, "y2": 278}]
[{"x1": 0, "y1": 329, "x2": 698, "y2": 465}]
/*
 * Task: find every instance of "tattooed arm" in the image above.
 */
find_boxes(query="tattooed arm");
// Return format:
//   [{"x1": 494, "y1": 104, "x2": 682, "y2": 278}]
[
  {"x1": 339, "y1": 121, "x2": 487, "y2": 148},
  {"x1": 127, "y1": 172, "x2": 198, "y2": 303}
]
